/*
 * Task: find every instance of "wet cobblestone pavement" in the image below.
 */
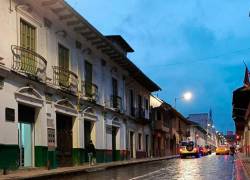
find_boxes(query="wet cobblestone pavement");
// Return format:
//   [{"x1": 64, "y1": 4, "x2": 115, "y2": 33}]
[{"x1": 55, "y1": 154, "x2": 235, "y2": 180}]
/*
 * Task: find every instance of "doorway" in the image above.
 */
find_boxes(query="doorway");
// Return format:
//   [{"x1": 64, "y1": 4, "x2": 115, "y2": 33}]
[
  {"x1": 84, "y1": 120, "x2": 93, "y2": 162},
  {"x1": 145, "y1": 135, "x2": 149, "y2": 157},
  {"x1": 112, "y1": 127, "x2": 118, "y2": 161},
  {"x1": 18, "y1": 104, "x2": 35, "y2": 167},
  {"x1": 56, "y1": 113, "x2": 73, "y2": 167},
  {"x1": 130, "y1": 131, "x2": 134, "y2": 158}
]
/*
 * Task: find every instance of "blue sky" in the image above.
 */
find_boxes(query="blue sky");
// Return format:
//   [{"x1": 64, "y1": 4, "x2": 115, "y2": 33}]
[{"x1": 67, "y1": 0, "x2": 250, "y2": 133}]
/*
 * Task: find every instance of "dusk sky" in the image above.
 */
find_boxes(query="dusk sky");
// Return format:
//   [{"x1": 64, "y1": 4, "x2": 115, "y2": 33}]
[{"x1": 67, "y1": 0, "x2": 250, "y2": 133}]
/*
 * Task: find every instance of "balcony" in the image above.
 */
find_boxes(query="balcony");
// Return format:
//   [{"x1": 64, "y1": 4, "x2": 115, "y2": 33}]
[
  {"x1": 81, "y1": 81, "x2": 98, "y2": 102},
  {"x1": 110, "y1": 95, "x2": 122, "y2": 112},
  {"x1": 154, "y1": 120, "x2": 169, "y2": 133},
  {"x1": 135, "y1": 108, "x2": 149, "y2": 124},
  {"x1": 11, "y1": 45, "x2": 47, "y2": 81},
  {"x1": 52, "y1": 66, "x2": 78, "y2": 93}
]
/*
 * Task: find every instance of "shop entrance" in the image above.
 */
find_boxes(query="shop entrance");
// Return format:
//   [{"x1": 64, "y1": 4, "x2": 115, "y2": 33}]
[
  {"x1": 112, "y1": 127, "x2": 118, "y2": 161},
  {"x1": 84, "y1": 120, "x2": 93, "y2": 162},
  {"x1": 18, "y1": 104, "x2": 35, "y2": 167},
  {"x1": 56, "y1": 113, "x2": 73, "y2": 167}
]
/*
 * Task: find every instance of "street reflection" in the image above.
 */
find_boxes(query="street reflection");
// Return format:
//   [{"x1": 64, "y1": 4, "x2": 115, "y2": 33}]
[{"x1": 50, "y1": 154, "x2": 234, "y2": 180}]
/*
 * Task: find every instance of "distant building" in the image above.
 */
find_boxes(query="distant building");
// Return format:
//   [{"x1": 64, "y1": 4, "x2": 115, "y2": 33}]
[
  {"x1": 187, "y1": 121, "x2": 206, "y2": 146},
  {"x1": 187, "y1": 112, "x2": 216, "y2": 147},
  {"x1": 187, "y1": 113, "x2": 212, "y2": 130}
]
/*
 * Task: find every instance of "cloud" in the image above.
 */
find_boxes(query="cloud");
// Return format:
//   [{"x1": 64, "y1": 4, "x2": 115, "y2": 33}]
[{"x1": 67, "y1": 0, "x2": 250, "y2": 132}]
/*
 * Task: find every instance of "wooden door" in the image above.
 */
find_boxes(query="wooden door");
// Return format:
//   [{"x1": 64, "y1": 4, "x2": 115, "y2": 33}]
[{"x1": 56, "y1": 114, "x2": 72, "y2": 166}]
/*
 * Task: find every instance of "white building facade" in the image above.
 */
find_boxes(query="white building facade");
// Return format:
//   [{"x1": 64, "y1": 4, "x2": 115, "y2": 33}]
[{"x1": 0, "y1": 0, "x2": 160, "y2": 169}]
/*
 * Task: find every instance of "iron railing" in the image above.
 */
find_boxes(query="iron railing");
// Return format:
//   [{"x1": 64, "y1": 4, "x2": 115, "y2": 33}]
[
  {"x1": 81, "y1": 81, "x2": 98, "y2": 101},
  {"x1": 110, "y1": 95, "x2": 122, "y2": 111},
  {"x1": 11, "y1": 45, "x2": 47, "y2": 81},
  {"x1": 52, "y1": 66, "x2": 78, "y2": 93},
  {"x1": 135, "y1": 108, "x2": 150, "y2": 124},
  {"x1": 135, "y1": 108, "x2": 146, "y2": 119}
]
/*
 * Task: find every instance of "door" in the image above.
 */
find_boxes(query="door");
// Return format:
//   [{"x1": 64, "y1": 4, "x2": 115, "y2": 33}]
[
  {"x1": 56, "y1": 114, "x2": 73, "y2": 166},
  {"x1": 58, "y1": 44, "x2": 70, "y2": 87},
  {"x1": 18, "y1": 123, "x2": 32, "y2": 167},
  {"x1": 84, "y1": 120, "x2": 92, "y2": 162},
  {"x1": 18, "y1": 104, "x2": 35, "y2": 167},
  {"x1": 20, "y1": 19, "x2": 36, "y2": 74},
  {"x1": 112, "y1": 127, "x2": 117, "y2": 161},
  {"x1": 130, "y1": 132, "x2": 134, "y2": 158},
  {"x1": 84, "y1": 61, "x2": 93, "y2": 97},
  {"x1": 145, "y1": 135, "x2": 149, "y2": 157}
]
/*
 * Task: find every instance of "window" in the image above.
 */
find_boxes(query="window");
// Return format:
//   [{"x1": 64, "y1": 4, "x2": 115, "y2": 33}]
[
  {"x1": 58, "y1": 44, "x2": 70, "y2": 86},
  {"x1": 138, "y1": 95, "x2": 142, "y2": 108},
  {"x1": 112, "y1": 78, "x2": 118, "y2": 108},
  {"x1": 20, "y1": 19, "x2": 36, "y2": 51},
  {"x1": 130, "y1": 89, "x2": 134, "y2": 116},
  {"x1": 156, "y1": 110, "x2": 161, "y2": 120},
  {"x1": 58, "y1": 44, "x2": 69, "y2": 70},
  {"x1": 138, "y1": 133, "x2": 142, "y2": 150},
  {"x1": 145, "y1": 98, "x2": 149, "y2": 110},
  {"x1": 85, "y1": 61, "x2": 93, "y2": 97},
  {"x1": 20, "y1": 19, "x2": 36, "y2": 74}
]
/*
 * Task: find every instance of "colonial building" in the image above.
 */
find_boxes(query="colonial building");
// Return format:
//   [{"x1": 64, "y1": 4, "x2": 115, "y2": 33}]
[
  {"x1": 232, "y1": 86, "x2": 250, "y2": 156},
  {"x1": 187, "y1": 121, "x2": 206, "y2": 147},
  {"x1": 150, "y1": 95, "x2": 171, "y2": 157},
  {"x1": 187, "y1": 112, "x2": 216, "y2": 147},
  {"x1": 0, "y1": 0, "x2": 160, "y2": 170}
]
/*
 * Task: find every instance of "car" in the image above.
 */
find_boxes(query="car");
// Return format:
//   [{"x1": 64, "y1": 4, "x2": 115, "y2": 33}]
[
  {"x1": 205, "y1": 145, "x2": 212, "y2": 155},
  {"x1": 216, "y1": 145, "x2": 230, "y2": 155},
  {"x1": 179, "y1": 141, "x2": 200, "y2": 158},
  {"x1": 199, "y1": 146, "x2": 208, "y2": 156}
]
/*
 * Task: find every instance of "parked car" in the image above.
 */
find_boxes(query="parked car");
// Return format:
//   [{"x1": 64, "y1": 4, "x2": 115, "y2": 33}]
[
  {"x1": 179, "y1": 141, "x2": 200, "y2": 158},
  {"x1": 205, "y1": 145, "x2": 212, "y2": 155},
  {"x1": 216, "y1": 145, "x2": 230, "y2": 155}
]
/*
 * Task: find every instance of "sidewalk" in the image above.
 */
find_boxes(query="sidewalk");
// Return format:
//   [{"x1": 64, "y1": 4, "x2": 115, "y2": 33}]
[
  {"x1": 0, "y1": 155, "x2": 179, "y2": 180},
  {"x1": 234, "y1": 153, "x2": 250, "y2": 180}
]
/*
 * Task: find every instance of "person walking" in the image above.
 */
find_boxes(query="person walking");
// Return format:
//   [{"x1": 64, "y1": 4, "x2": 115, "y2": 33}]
[{"x1": 87, "y1": 140, "x2": 96, "y2": 166}]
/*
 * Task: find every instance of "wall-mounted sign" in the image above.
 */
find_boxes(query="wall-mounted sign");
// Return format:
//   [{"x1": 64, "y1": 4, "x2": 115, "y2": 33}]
[
  {"x1": 5, "y1": 108, "x2": 15, "y2": 122},
  {"x1": 48, "y1": 128, "x2": 55, "y2": 151},
  {"x1": 0, "y1": 76, "x2": 4, "y2": 89}
]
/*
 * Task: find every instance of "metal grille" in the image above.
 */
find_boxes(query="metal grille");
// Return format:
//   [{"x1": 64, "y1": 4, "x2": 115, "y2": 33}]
[
  {"x1": 52, "y1": 66, "x2": 78, "y2": 93},
  {"x1": 11, "y1": 45, "x2": 47, "y2": 81},
  {"x1": 110, "y1": 95, "x2": 122, "y2": 111},
  {"x1": 81, "y1": 81, "x2": 98, "y2": 101}
]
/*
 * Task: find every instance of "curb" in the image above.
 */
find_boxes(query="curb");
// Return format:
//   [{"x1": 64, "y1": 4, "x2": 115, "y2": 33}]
[
  {"x1": 1, "y1": 155, "x2": 179, "y2": 180},
  {"x1": 234, "y1": 154, "x2": 250, "y2": 180}
]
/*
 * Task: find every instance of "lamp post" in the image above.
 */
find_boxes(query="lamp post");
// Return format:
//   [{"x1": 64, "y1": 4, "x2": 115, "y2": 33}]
[{"x1": 174, "y1": 92, "x2": 192, "y2": 108}]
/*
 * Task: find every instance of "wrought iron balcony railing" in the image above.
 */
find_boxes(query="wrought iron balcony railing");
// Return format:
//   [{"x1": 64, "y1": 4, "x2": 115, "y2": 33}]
[
  {"x1": 11, "y1": 45, "x2": 47, "y2": 81},
  {"x1": 135, "y1": 108, "x2": 146, "y2": 119},
  {"x1": 110, "y1": 95, "x2": 122, "y2": 112},
  {"x1": 52, "y1": 66, "x2": 78, "y2": 93},
  {"x1": 81, "y1": 81, "x2": 98, "y2": 101},
  {"x1": 135, "y1": 108, "x2": 150, "y2": 124}
]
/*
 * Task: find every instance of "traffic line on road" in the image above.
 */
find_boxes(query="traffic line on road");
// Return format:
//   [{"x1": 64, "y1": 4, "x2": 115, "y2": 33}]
[{"x1": 129, "y1": 168, "x2": 166, "y2": 180}]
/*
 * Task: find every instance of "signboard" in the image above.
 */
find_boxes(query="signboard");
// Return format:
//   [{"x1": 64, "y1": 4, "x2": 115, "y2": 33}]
[
  {"x1": 48, "y1": 128, "x2": 55, "y2": 151},
  {"x1": 5, "y1": 108, "x2": 15, "y2": 122}
]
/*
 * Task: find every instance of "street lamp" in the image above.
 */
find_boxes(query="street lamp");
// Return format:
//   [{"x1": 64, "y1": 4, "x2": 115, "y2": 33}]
[{"x1": 174, "y1": 91, "x2": 192, "y2": 108}]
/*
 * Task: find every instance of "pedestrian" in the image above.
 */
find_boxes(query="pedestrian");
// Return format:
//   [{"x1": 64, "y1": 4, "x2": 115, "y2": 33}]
[{"x1": 87, "y1": 140, "x2": 96, "y2": 166}]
